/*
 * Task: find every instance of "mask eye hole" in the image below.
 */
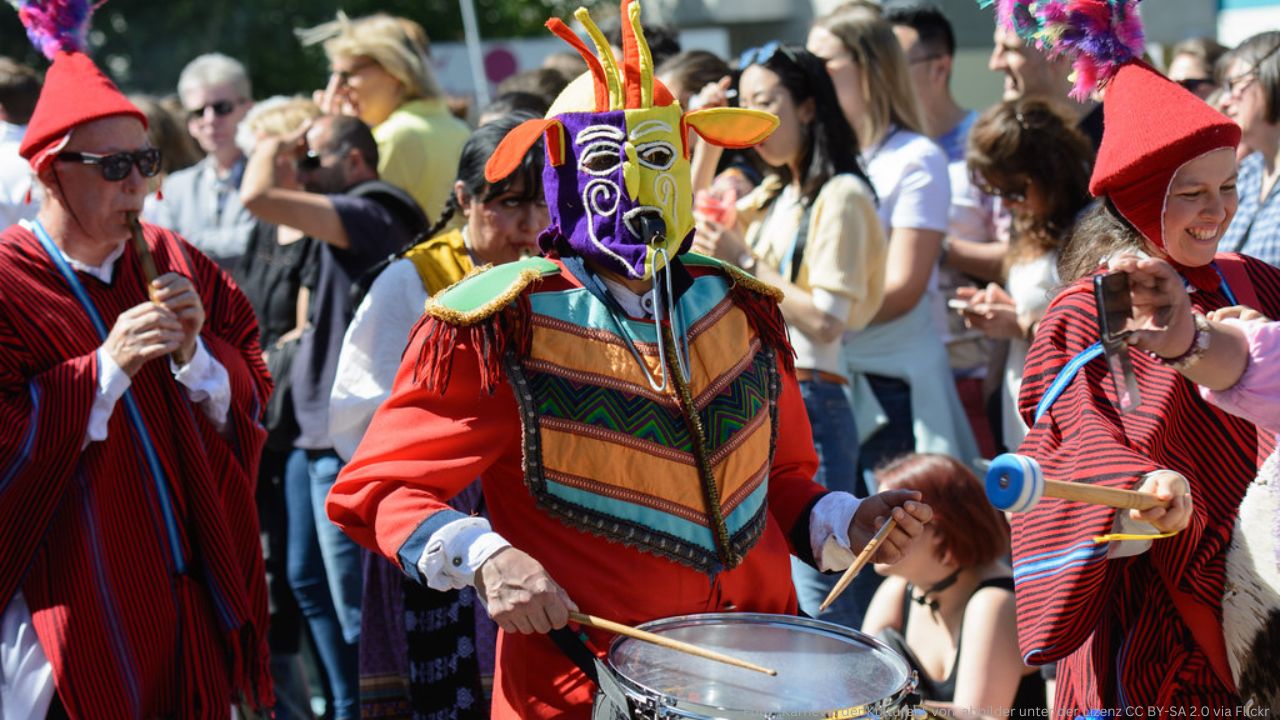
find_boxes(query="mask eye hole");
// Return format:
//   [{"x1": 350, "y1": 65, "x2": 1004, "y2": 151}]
[
  {"x1": 636, "y1": 142, "x2": 675, "y2": 171},
  {"x1": 580, "y1": 143, "x2": 621, "y2": 175}
]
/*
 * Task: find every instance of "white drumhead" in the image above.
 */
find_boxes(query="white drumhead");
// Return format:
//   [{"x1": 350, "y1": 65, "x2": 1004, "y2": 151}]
[{"x1": 607, "y1": 613, "x2": 913, "y2": 717}]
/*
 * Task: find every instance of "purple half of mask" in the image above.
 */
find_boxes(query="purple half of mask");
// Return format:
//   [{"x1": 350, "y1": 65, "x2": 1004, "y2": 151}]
[{"x1": 536, "y1": 110, "x2": 692, "y2": 280}]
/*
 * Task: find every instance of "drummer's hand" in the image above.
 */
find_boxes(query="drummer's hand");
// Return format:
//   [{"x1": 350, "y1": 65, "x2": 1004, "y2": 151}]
[
  {"x1": 475, "y1": 547, "x2": 578, "y2": 634},
  {"x1": 849, "y1": 490, "x2": 932, "y2": 564},
  {"x1": 1131, "y1": 470, "x2": 1193, "y2": 534}
]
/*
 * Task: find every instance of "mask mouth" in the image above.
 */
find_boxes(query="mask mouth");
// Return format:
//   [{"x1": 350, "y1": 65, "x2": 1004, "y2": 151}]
[{"x1": 622, "y1": 206, "x2": 667, "y2": 244}]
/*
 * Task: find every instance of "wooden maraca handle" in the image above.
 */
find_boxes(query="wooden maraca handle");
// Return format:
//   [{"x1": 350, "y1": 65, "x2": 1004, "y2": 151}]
[
  {"x1": 1044, "y1": 478, "x2": 1164, "y2": 511},
  {"x1": 986, "y1": 453, "x2": 1168, "y2": 513}
]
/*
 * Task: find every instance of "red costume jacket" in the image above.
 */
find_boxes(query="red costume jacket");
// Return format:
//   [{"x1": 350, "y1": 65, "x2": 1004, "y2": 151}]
[{"x1": 329, "y1": 260, "x2": 826, "y2": 718}]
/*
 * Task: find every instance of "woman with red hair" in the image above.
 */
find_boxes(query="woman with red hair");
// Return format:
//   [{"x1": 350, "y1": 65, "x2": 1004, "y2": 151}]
[{"x1": 863, "y1": 454, "x2": 1045, "y2": 714}]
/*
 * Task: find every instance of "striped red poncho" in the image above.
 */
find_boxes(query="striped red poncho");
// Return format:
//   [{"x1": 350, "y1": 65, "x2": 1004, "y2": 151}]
[
  {"x1": 1013, "y1": 253, "x2": 1280, "y2": 716},
  {"x1": 0, "y1": 223, "x2": 272, "y2": 717}
]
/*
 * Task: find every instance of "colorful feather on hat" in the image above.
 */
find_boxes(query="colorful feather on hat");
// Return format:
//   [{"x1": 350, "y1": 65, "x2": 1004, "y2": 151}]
[
  {"x1": 980, "y1": 0, "x2": 1144, "y2": 101},
  {"x1": 6, "y1": 0, "x2": 96, "y2": 59}
]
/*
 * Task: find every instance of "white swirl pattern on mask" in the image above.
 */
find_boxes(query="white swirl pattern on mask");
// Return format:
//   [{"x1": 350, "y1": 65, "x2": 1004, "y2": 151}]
[{"x1": 576, "y1": 124, "x2": 635, "y2": 275}]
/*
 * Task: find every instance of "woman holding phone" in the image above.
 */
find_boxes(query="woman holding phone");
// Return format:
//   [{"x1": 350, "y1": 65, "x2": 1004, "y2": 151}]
[{"x1": 957, "y1": 98, "x2": 1094, "y2": 451}]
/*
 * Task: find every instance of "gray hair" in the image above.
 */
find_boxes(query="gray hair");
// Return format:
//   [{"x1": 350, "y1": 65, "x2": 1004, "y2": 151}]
[{"x1": 177, "y1": 53, "x2": 252, "y2": 105}]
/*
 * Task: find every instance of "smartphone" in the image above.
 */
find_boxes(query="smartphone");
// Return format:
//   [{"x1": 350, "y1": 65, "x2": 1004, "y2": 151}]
[{"x1": 1094, "y1": 271, "x2": 1132, "y2": 343}]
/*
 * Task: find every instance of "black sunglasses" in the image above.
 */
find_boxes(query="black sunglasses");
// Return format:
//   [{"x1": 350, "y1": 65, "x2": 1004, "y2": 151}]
[
  {"x1": 187, "y1": 99, "x2": 240, "y2": 122},
  {"x1": 1176, "y1": 78, "x2": 1215, "y2": 94},
  {"x1": 57, "y1": 148, "x2": 162, "y2": 181},
  {"x1": 296, "y1": 149, "x2": 326, "y2": 172}
]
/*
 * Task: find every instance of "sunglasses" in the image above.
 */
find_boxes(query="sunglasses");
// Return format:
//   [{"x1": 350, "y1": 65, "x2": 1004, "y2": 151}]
[
  {"x1": 57, "y1": 148, "x2": 162, "y2": 181},
  {"x1": 296, "y1": 149, "x2": 327, "y2": 172},
  {"x1": 332, "y1": 60, "x2": 377, "y2": 87},
  {"x1": 738, "y1": 41, "x2": 801, "y2": 71},
  {"x1": 1176, "y1": 78, "x2": 1215, "y2": 95},
  {"x1": 186, "y1": 99, "x2": 240, "y2": 122}
]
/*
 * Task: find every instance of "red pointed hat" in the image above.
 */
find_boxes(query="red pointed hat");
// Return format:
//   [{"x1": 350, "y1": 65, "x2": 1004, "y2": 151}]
[
  {"x1": 984, "y1": 0, "x2": 1240, "y2": 290},
  {"x1": 1089, "y1": 61, "x2": 1240, "y2": 256},
  {"x1": 18, "y1": 50, "x2": 147, "y2": 172}
]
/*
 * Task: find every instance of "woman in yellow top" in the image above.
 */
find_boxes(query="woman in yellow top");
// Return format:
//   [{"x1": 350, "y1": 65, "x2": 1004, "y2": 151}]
[
  {"x1": 323, "y1": 14, "x2": 471, "y2": 223},
  {"x1": 692, "y1": 42, "x2": 886, "y2": 629}
]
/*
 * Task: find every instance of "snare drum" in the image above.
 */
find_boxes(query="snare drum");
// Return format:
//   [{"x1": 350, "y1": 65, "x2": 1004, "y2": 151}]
[{"x1": 592, "y1": 612, "x2": 916, "y2": 719}]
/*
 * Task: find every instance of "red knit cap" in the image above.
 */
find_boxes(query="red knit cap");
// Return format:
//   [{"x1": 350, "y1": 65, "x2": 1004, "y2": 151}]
[
  {"x1": 18, "y1": 51, "x2": 147, "y2": 173},
  {"x1": 1089, "y1": 61, "x2": 1241, "y2": 288}
]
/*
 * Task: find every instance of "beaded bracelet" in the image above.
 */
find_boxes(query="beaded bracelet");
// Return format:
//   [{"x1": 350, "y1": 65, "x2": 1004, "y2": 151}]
[{"x1": 1155, "y1": 312, "x2": 1211, "y2": 371}]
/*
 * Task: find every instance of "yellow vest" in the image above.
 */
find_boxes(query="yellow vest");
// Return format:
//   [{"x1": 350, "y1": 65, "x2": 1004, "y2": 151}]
[{"x1": 403, "y1": 228, "x2": 474, "y2": 296}]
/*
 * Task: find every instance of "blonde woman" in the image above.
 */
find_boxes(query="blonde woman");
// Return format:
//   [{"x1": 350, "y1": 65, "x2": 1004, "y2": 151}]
[
  {"x1": 322, "y1": 14, "x2": 471, "y2": 221},
  {"x1": 808, "y1": 4, "x2": 977, "y2": 479}
]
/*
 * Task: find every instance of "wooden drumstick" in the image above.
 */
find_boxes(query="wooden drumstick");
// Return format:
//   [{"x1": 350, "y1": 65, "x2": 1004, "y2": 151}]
[
  {"x1": 568, "y1": 611, "x2": 777, "y2": 676},
  {"x1": 127, "y1": 212, "x2": 160, "y2": 301},
  {"x1": 818, "y1": 516, "x2": 898, "y2": 614}
]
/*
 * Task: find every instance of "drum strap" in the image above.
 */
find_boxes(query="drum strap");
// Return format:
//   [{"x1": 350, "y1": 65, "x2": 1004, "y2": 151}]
[{"x1": 549, "y1": 628, "x2": 599, "y2": 685}]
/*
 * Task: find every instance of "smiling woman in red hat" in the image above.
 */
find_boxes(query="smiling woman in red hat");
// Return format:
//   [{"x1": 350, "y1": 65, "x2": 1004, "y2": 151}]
[
  {"x1": 987, "y1": 0, "x2": 1280, "y2": 714},
  {"x1": 0, "y1": 2, "x2": 272, "y2": 718}
]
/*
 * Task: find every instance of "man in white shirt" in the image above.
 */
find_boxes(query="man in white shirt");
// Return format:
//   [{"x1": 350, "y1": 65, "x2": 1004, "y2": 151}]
[
  {"x1": 888, "y1": 2, "x2": 1002, "y2": 456},
  {"x1": 145, "y1": 53, "x2": 256, "y2": 274}
]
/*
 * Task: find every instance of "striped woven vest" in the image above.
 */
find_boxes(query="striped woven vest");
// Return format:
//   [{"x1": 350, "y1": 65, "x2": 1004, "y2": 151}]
[{"x1": 504, "y1": 272, "x2": 779, "y2": 575}]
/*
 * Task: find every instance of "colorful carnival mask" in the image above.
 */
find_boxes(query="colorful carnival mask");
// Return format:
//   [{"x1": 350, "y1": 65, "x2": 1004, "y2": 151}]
[{"x1": 486, "y1": 0, "x2": 777, "y2": 281}]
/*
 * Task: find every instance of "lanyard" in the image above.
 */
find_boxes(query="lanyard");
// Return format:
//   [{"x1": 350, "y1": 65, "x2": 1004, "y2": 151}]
[{"x1": 27, "y1": 220, "x2": 187, "y2": 574}]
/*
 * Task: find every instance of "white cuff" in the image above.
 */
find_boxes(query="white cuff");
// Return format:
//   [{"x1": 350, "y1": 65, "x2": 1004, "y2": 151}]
[
  {"x1": 809, "y1": 491, "x2": 862, "y2": 572},
  {"x1": 86, "y1": 348, "x2": 133, "y2": 447},
  {"x1": 417, "y1": 516, "x2": 512, "y2": 591},
  {"x1": 171, "y1": 338, "x2": 231, "y2": 432},
  {"x1": 1105, "y1": 472, "x2": 1161, "y2": 559}
]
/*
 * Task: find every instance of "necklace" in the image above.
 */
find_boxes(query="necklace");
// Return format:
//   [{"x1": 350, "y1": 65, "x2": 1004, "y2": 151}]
[{"x1": 910, "y1": 568, "x2": 962, "y2": 618}]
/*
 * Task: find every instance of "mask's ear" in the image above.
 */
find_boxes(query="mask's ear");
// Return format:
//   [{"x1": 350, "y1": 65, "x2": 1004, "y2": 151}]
[
  {"x1": 485, "y1": 117, "x2": 566, "y2": 183},
  {"x1": 681, "y1": 108, "x2": 779, "y2": 158}
]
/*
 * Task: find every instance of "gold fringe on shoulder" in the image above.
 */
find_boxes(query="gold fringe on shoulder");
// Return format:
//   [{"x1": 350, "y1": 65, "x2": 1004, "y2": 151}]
[
  {"x1": 720, "y1": 262, "x2": 784, "y2": 304},
  {"x1": 423, "y1": 264, "x2": 549, "y2": 327}
]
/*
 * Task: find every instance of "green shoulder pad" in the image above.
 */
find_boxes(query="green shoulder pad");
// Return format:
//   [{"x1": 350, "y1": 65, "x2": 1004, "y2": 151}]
[
  {"x1": 679, "y1": 252, "x2": 783, "y2": 303},
  {"x1": 426, "y1": 256, "x2": 559, "y2": 326}
]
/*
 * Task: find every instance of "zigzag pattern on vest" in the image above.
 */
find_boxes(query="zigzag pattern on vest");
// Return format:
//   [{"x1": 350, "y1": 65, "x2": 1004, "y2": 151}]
[
  {"x1": 506, "y1": 272, "x2": 780, "y2": 574},
  {"x1": 525, "y1": 342, "x2": 771, "y2": 458}
]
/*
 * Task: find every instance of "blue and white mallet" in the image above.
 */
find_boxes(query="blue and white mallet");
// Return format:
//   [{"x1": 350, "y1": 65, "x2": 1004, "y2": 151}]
[{"x1": 985, "y1": 453, "x2": 1165, "y2": 513}]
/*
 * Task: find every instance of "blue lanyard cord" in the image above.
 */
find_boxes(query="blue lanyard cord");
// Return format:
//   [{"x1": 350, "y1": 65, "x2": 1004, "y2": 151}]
[
  {"x1": 1034, "y1": 263, "x2": 1237, "y2": 426},
  {"x1": 1212, "y1": 263, "x2": 1238, "y2": 306},
  {"x1": 28, "y1": 220, "x2": 187, "y2": 574}
]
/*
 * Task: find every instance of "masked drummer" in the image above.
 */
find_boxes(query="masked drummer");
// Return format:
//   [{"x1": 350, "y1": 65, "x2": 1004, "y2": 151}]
[{"x1": 326, "y1": 1, "x2": 932, "y2": 717}]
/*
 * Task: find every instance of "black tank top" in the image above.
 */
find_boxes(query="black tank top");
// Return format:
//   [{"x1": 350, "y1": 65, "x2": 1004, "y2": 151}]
[{"x1": 877, "y1": 577, "x2": 1046, "y2": 710}]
